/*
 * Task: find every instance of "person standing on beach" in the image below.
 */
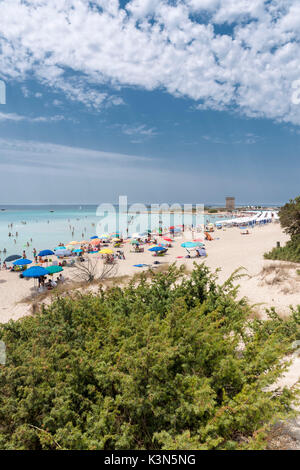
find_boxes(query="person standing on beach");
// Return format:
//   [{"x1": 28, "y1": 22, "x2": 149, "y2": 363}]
[
  {"x1": 158, "y1": 220, "x2": 163, "y2": 237},
  {"x1": 22, "y1": 250, "x2": 26, "y2": 259}
]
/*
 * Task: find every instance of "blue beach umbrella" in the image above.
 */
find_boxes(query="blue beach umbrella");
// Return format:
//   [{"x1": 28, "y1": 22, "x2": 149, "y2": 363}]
[
  {"x1": 90, "y1": 236, "x2": 98, "y2": 239},
  {"x1": 13, "y1": 259, "x2": 32, "y2": 266},
  {"x1": 148, "y1": 246, "x2": 165, "y2": 252},
  {"x1": 181, "y1": 242, "x2": 199, "y2": 249},
  {"x1": 73, "y1": 249, "x2": 83, "y2": 253},
  {"x1": 4, "y1": 255, "x2": 22, "y2": 263},
  {"x1": 23, "y1": 266, "x2": 48, "y2": 278},
  {"x1": 38, "y1": 250, "x2": 55, "y2": 257}
]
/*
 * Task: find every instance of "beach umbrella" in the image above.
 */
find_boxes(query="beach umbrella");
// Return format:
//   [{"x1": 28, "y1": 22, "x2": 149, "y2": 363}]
[
  {"x1": 90, "y1": 236, "x2": 98, "y2": 239},
  {"x1": 90, "y1": 238, "x2": 100, "y2": 245},
  {"x1": 68, "y1": 241, "x2": 80, "y2": 245},
  {"x1": 73, "y1": 249, "x2": 83, "y2": 253},
  {"x1": 13, "y1": 259, "x2": 32, "y2": 266},
  {"x1": 99, "y1": 248, "x2": 113, "y2": 254},
  {"x1": 181, "y1": 242, "x2": 199, "y2": 249},
  {"x1": 38, "y1": 250, "x2": 54, "y2": 257},
  {"x1": 163, "y1": 238, "x2": 172, "y2": 242},
  {"x1": 193, "y1": 239, "x2": 204, "y2": 243},
  {"x1": 148, "y1": 246, "x2": 165, "y2": 252},
  {"x1": 4, "y1": 255, "x2": 21, "y2": 263},
  {"x1": 99, "y1": 248, "x2": 114, "y2": 254},
  {"x1": 99, "y1": 233, "x2": 110, "y2": 238},
  {"x1": 54, "y1": 246, "x2": 66, "y2": 251},
  {"x1": 45, "y1": 266, "x2": 64, "y2": 275},
  {"x1": 23, "y1": 266, "x2": 48, "y2": 278}
]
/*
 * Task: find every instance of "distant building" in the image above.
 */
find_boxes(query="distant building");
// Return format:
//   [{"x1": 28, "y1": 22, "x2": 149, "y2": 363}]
[{"x1": 226, "y1": 197, "x2": 235, "y2": 211}]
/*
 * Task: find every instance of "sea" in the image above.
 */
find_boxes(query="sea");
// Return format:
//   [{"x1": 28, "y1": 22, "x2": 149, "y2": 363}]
[{"x1": 0, "y1": 205, "x2": 225, "y2": 259}]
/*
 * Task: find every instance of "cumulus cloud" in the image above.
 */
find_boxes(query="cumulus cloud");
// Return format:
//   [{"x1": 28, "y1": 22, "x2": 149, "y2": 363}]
[{"x1": 1, "y1": 1, "x2": 300, "y2": 123}]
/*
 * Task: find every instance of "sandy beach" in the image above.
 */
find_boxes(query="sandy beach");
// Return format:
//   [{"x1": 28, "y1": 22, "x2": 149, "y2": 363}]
[{"x1": 0, "y1": 222, "x2": 299, "y2": 324}]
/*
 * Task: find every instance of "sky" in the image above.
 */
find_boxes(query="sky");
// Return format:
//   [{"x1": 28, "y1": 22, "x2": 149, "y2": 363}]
[{"x1": 0, "y1": 0, "x2": 300, "y2": 205}]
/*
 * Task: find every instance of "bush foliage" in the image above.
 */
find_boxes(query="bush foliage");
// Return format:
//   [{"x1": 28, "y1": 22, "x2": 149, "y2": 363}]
[
  {"x1": 0, "y1": 264, "x2": 299, "y2": 450},
  {"x1": 279, "y1": 196, "x2": 300, "y2": 238},
  {"x1": 265, "y1": 196, "x2": 300, "y2": 263},
  {"x1": 264, "y1": 235, "x2": 300, "y2": 263}
]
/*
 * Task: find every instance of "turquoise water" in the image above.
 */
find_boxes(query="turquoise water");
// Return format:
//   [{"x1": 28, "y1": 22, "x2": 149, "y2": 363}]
[{"x1": 0, "y1": 205, "x2": 223, "y2": 259}]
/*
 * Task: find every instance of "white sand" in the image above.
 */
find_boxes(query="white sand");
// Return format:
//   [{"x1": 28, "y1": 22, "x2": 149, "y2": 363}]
[{"x1": 0, "y1": 222, "x2": 299, "y2": 323}]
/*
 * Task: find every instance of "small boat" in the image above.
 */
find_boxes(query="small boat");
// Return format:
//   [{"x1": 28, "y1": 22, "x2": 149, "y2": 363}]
[
  {"x1": 1, "y1": 208, "x2": 6, "y2": 211},
  {"x1": 49, "y1": 210, "x2": 55, "y2": 213}
]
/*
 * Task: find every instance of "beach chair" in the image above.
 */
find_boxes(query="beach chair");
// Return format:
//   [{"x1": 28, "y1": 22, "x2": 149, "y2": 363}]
[{"x1": 204, "y1": 232, "x2": 213, "y2": 241}]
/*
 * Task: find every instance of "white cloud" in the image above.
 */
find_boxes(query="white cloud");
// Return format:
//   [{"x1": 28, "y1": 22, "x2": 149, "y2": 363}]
[
  {"x1": 0, "y1": 137, "x2": 151, "y2": 166},
  {"x1": 202, "y1": 132, "x2": 263, "y2": 145},
  {"x1": 1, "y1": 1, "x2": 300, "y2": 123},
  {"x1": 0, "y1": 112, "x2": 65, "y2": 123},
  {"x1": 122, "y1": 124, "x2": 157, "y2": 138}
]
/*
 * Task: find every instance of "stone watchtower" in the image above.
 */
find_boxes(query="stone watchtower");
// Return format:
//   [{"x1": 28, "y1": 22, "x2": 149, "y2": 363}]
[{"x1": 226, "y1": 197, "x2": 235, "y2": 211}]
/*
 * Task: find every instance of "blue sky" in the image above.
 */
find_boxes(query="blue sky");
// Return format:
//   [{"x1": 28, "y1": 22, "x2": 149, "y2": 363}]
[{"x1": 0, "y1": 0, "x2": 300, "y2": 205}]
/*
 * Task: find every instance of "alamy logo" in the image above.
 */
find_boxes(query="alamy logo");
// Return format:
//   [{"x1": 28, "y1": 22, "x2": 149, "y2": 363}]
[{"x1": 0, "y1": 80, "x2": 6, "y2": 104}]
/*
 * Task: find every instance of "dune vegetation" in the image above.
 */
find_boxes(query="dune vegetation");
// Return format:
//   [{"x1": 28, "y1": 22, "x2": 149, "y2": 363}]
[
  {"x1": 265, "y1": 196, "x2": 300, "y2": 263},
  {"x1": 0, "y1": 264, "x2": 299, "y2": 450}
]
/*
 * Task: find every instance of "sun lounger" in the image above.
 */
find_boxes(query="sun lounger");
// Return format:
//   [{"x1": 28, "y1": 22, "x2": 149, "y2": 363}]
[{"x1": 204, "y1": 232, "x2": 213, "y2": 241}]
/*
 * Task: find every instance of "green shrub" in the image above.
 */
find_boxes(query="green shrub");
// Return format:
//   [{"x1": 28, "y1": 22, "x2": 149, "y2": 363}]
[
  {"x1": 0, "y1": 264, "x2": 299, "y2": 450},
  {"x1": 264, "y1": 235, "x2": 300, "y2": 263},
  {"x1": 279, "y1": 196, "x2": 300, "y2": 238}
]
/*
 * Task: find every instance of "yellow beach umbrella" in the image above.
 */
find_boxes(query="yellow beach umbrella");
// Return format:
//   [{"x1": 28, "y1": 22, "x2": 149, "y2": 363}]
[
  {"x1": 99, "y1": 248, "x2": 114, "y2": 254},
  {"x1": 68, "y1": 241, "x2": 80, "y2": 245}
]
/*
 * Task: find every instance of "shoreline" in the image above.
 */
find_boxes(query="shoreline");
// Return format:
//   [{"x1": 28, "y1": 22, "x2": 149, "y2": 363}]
[{"x1": 0, "y1": 222, "x2": 299, "y2": 324}]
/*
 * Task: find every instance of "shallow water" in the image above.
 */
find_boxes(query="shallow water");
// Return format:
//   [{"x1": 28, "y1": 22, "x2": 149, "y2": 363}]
[{"x1": 0, "y1": 205, "x2": 222, "y2": 260}]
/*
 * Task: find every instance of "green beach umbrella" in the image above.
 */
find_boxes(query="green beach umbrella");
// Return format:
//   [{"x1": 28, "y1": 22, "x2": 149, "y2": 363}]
[{"x1": 45, "y1": 266, "x2": 64, "y2": 275}]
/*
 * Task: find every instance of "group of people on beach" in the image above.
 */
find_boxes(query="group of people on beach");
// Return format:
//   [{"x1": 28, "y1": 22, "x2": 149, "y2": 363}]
[{"x1": 38, "y1": 273, "x2": 65, "y2": 291}]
